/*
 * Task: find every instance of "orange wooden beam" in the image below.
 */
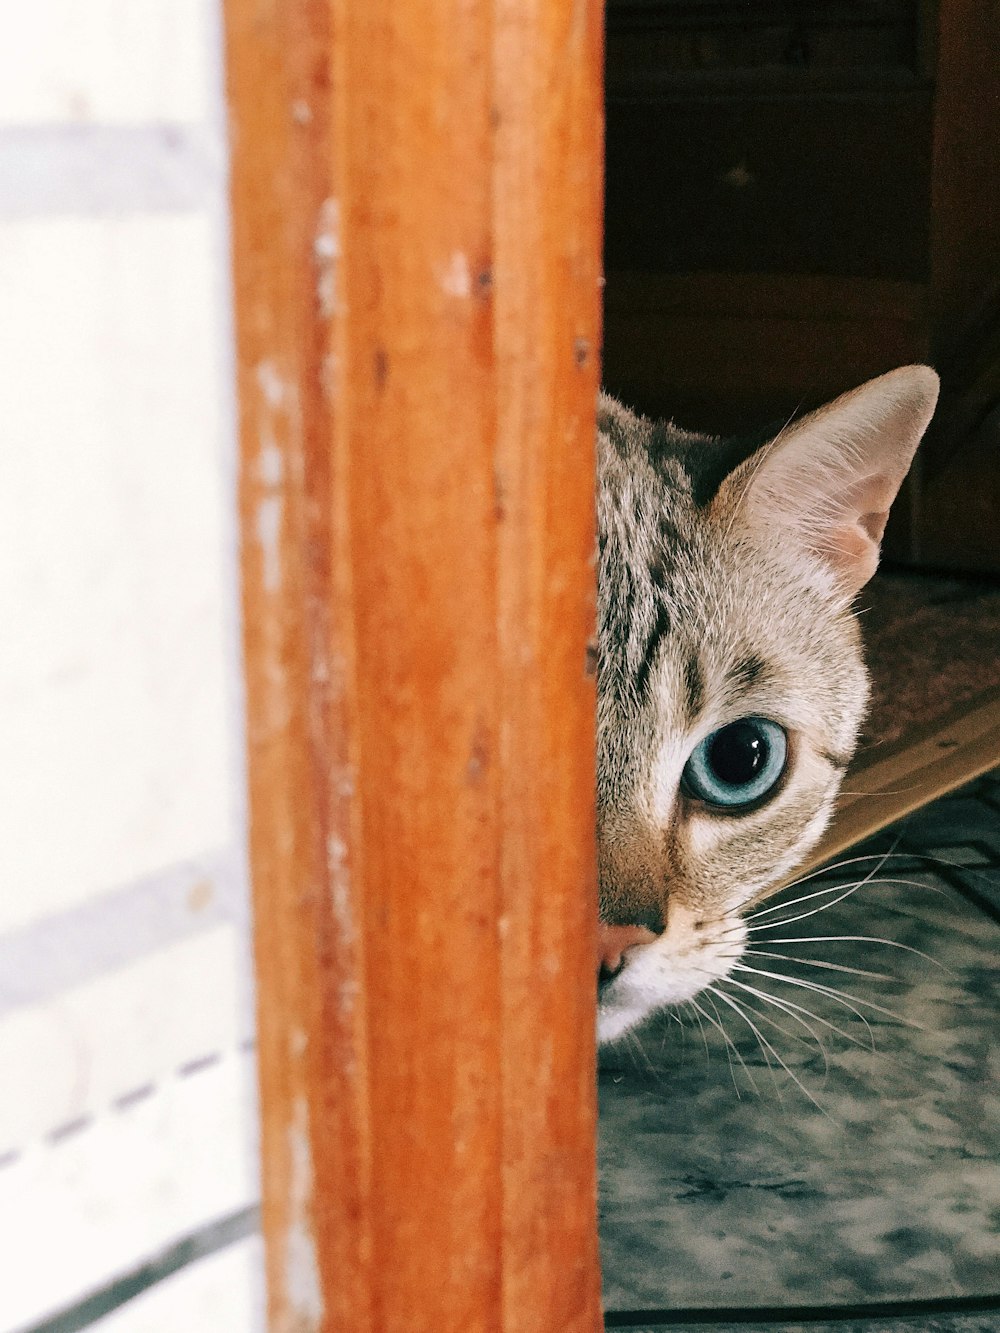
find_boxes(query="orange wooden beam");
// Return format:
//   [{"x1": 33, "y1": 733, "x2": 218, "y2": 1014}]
[{"x1": 223, "y1": 2, "x2": 605, "y2": 1330}]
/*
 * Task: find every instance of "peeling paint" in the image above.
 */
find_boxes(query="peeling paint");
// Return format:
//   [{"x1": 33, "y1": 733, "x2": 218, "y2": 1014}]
[
  {"x1": 327, "y1": 826, "x2": 360, "y2": 1019},
  {"x1": 319, "y1": 351, "x2": 337, "y2": 403},
  {"x1": 439, "y1": 249, "x2": 471, "y2": 299},
  {"x1": 257, "y1": 433, "x2": 284, "y2": 488},
  {"x1": 327, "y1": 832, "x2": 348, "y2": 873},
  {"x1": 331, "y1": 879, "x2": 352, "y2": 943},
  {"x1": 256, "y1": 494, "x2": 284, "y2": 593},
  {"x1": 327, "y1": 832, "x2": 354, "y2": 951},
  {"x1": 257, "y1": 358, "x2": 288, "y2": 410},
  {"x1": 286, "y1": 1098, "x2": 324, "y2": 1326},
  {"x1": 314, "y1": 198, "x2": 340, "y2": 319},
  {"x1": 291, "y1": 98, "x2": 312, "y2": 125},
  {"x1": 338, "y1": 974, "x2": 360, "y2": 1020}
]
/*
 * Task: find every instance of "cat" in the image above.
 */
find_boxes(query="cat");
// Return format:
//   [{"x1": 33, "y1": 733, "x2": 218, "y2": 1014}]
[{"x1": 595, "y1": 365, "x2": 939, "y2": 1045}]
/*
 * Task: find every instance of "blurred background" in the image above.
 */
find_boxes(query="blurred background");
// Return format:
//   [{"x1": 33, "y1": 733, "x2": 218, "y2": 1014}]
[{"x1": 603, "y1": 0, "x2": 1000, "y2": 575}]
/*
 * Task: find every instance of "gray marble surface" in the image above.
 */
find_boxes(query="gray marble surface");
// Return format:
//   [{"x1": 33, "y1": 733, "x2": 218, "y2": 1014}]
[
  {"x1": 598, "y1": 773, "x2": 1000, "y2": 1320},
  {"x1": 895, "y1": 772, "x2": 1000, "y2": 918}
]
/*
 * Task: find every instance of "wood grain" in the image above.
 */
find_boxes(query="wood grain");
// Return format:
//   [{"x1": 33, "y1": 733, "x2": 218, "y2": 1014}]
[
  {"x1": 796, "y1": 688, "x2": 1000, "y2": 881},
  {"x1": 602, "y1": 271, "x2": 929, "y2": 429},
  {"x1": 223, "y1": 1, "x2": 604, "y2": 1329},
  {"x1": 930, "y1": 0, "x2": 1000, "y2": 358}
]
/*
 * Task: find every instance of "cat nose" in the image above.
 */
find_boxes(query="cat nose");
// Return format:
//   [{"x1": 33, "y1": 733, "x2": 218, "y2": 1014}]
[{"x1": 597, "y1": 922, "x2": 658, "y2": 978}]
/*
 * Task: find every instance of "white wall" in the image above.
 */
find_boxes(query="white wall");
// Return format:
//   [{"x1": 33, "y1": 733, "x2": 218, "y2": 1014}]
[{"x1": 0, "y1": 5, "x2": 262, "y2": 1329}]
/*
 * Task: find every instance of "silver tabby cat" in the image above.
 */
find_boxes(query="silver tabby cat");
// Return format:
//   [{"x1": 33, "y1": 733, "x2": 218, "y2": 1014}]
[{"x1": 596, "y1": 365, "x2": 939, "y2": 1044}]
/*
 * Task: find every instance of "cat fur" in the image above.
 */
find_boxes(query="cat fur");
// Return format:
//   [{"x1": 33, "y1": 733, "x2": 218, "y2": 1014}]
[{"x1": 595, "y1": 366, "x2": 939, "y2": 1043}]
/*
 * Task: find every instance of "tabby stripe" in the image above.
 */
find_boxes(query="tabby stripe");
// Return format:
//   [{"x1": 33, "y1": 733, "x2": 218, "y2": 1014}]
[
  {"x1": 635, "y1": 601, "x2": 670, "y2": 697},
  {"x1": 729, "y1": 653, "x2": 769, "y2": 692},
  {"x1": 683, "y1": 653, "x2": 704, "y2": 722},
  {"x1": 648, "y1": 551, "x2": 673, "y2": 589}
]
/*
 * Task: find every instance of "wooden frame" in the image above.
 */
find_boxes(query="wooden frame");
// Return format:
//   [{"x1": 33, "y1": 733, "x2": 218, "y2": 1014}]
[{"x1": 224, "y1": 1, "x2": 606, "y2": 1328}]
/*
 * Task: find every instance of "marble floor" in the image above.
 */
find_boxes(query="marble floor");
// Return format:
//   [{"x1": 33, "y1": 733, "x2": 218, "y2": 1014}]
[
  {"x1": 599, "y1": 770, "x2": 1000, "y2": 1331},
  {"x1": 10, "y1": 773, "x2": 997, "y2": 1332}
]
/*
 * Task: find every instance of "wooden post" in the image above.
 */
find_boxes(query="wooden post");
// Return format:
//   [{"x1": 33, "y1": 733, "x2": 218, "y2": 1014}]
[{"x1": 223, "y1": 2, "x2": 605, "y2": 1330}]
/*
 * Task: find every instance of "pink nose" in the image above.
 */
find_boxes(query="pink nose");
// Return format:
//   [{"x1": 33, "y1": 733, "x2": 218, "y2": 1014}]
[{"x1": 597, "y1": 922, "x2": 657, "y2": 976}]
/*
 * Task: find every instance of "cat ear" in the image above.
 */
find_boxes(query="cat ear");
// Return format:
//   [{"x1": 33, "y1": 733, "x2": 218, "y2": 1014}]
[{"x1": 719, "y1": 366, "x2": 939, "y2": 595}]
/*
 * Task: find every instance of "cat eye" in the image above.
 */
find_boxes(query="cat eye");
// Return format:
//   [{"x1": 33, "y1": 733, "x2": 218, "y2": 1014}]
[{"x1": 681, "y1": 717, "x2": 788, "y2": 810}]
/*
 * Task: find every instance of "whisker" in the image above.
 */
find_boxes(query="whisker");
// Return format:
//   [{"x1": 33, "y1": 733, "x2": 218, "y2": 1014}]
[
  {"x1": 870, "y1": 849, "x2": 1000, "y2": 890},
  {"x1": 779, "y1": 842, "x2": 901, "y2": 892},
  {"x1": 749, "y1": 872, "x2": 950, "y2": 932},
  {"x1": 734, "y1": 964, "x2": 879, "y2": 1043},
  {"x1": 660, "y1": 1005, "x2": 689, "y2": 1066},
  {"x1": 686, "y1": 1000, "x2": 713, "y2": 1068},
  {"x1": 748, "y1": 873, "x2": 951, "y2": 934},
  {"x1": 845, "y1": 875, "x2": 950, "y2": 896},
  {"x1": 782, "y1": 847, "x2": 1000, "y2": 892},
  {"x1": 718, "y1": 980, "x2": 831, "y2": 1071},
  {"x1": 749, "y1": 878, "x2": 869, "y2": 922},
  {"x1": 726, "y1": 974, "x2": 874, "y2": 1055},
  {"x1": 759, "y1": 934, "x2": 951, "y2": 973},
  {"x1": 713, "y1": 928, "x2": 752, "y2": 950},
  {"x1": 699, "y1": 993, "x2": 760, "y2": 1099},
  {"x1": 626, "y1": 1027, "x2": 667, "y2": 1087},
  {"x1": 660, "y1": 1018, "x2": 674, "y2": 1063},
  {"x1": 744, "y1": 948, "x2": 894, "y2": 982},
  {"x1": 837, "y1": 785, "x2": 926, "y2": 797},
  {"x1": 707, "y1": 986, "x2": 784, "y2": 1098},
  {"x1": 750, "y1": 845, "x2": 901, "y2": 931},
  {"x1": 688, "y1": 996, "x2": 742, "y2": 1097},
  {"x1": 732, "y1": 962, "x2": 926, "y2": 1031},
  {"x1": 747, "y1": 879, "x2": 868, "y2": 931},
  {"x1": 708, "y1": 986, "x2": 830, "y2": 1117}
]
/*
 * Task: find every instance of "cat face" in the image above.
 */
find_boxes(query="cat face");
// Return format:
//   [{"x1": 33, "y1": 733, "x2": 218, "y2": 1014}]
[{"x1": 595, "y1": 367, "x2": 939, "y2": 1044}]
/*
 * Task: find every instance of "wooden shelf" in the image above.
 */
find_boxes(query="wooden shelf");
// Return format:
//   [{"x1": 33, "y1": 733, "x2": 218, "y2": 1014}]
[
  {"x1": 797, "y1": 687, "x2": 1000, "y2": 879},
  {"x1": 602, "y1": 0, "x2": 1000, "y2": 573},
  {"x1": 603, "y1": 270, "x2": 930, "y2": 428}
]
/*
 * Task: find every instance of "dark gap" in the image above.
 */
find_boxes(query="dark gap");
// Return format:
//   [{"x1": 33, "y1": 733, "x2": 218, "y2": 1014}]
[{"x1": 603, "y1": 1291, "x2": 1000, "y2": 1327}]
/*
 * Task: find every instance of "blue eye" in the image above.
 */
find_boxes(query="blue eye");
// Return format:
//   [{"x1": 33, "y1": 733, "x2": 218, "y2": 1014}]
[{"x1": 682, "y1": 717, "x2": 788, "y2": 810}]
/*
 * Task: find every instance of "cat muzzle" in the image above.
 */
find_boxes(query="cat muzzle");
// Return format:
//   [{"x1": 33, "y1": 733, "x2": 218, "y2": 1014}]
[{"x1": 597, "y1": 922, "x2": 658, "y2": 980}]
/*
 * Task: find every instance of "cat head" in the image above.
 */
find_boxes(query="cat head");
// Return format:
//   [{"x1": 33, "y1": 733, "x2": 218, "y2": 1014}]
[{"x1": 595, "y1": 366, "x2": 939, "y2": 1044}]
